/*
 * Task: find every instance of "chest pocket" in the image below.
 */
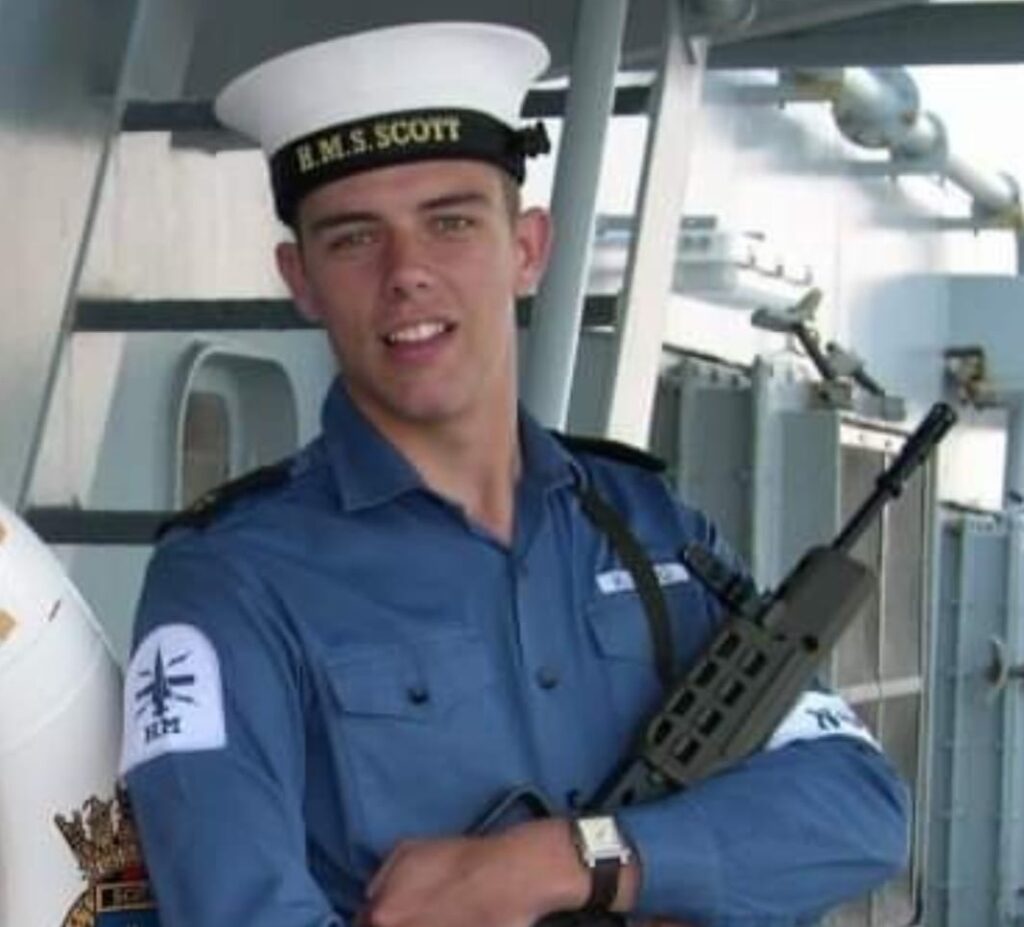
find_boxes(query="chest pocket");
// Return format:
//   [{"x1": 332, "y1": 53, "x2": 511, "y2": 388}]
[
  {"x1": 330, "y1": 636, "x2": 490, "y2": 721},
  {"x1": 324, "y1": 629, "x2": 519, "y2": 859},
  {"x1": 585, "y1": 567, "x2": 717, "y2": 732},
  {"x1": 586, "y1": 589, "x2": 662, "y2": 733}
]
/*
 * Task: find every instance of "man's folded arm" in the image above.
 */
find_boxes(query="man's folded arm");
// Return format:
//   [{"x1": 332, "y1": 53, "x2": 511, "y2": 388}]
[{"x1": 616, "y1": 710, "x2": 909, "y2": 926}]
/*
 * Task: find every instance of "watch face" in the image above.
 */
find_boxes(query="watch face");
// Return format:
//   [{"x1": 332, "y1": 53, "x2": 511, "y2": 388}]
[{"x1": 577, "y1": 816, "x2": 631, "y2": 863}]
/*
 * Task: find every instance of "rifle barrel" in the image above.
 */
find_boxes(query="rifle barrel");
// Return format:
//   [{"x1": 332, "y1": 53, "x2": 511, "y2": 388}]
[{"x1": 833, "y1": 402, "x2": 956, "y2": 554}]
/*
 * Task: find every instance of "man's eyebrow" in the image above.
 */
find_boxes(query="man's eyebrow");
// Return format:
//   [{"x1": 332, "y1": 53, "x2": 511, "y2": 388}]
[
  {"x1": 305, "y1": 191, "x2": 491, "y2": 235},
  {"x1": 307, "y1": 210, "x2": 378, "y2": 236},
  {"x1": 419, "y1": 191, "x2": 491, "y2": 212}
]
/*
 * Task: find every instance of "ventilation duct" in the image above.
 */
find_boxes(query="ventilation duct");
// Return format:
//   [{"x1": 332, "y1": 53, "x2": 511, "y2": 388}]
[{"x1": 781, "y1": 67, "x2": 1023, "y2": 227}]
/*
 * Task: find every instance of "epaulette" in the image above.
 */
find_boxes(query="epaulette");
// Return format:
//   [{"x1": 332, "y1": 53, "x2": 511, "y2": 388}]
[
  {"x1": 553, "y1": 433, "x2": 666, "y2": 473},
  {"x1": 156, "y1": 461, "x2": 292, "y2": 539}
]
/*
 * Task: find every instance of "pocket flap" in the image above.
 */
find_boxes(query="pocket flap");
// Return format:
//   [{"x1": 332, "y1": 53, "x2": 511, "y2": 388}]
[
  {"x1": 328, "y1": 633, "x2": 495, "y2": 722},
  {"x1": 586, "y1": 594, "x2": 654, "y2": 663}
]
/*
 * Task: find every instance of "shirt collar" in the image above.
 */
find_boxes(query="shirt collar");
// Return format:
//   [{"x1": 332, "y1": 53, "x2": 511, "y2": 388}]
[
  {"x1": 321, "y1": 380, "x2": 424, "y2": 512},
  {"x1": 321, "y1": 378, "x2": 581, "y2": 513},
  {"x1": 518, "y1": 409, "x2": 582, "y2": 494}
]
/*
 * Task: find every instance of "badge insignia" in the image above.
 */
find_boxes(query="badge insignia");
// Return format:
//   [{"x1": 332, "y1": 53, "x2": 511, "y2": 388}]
[
  {"x1": 765, "y1": 689, "x2": 880, "y2": 752},
  {"x1": 120, "y1": 623, "x2": 227, "y2": 775},
  {"x1": 55, "y1": 789, "x2": 160, "y2": 926}
]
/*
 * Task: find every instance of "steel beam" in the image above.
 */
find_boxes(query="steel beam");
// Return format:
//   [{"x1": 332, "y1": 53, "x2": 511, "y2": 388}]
[
  {"x1": 604, "y1": 2, "x2": 708, "y2": 445},
  {"x1": 73, "y1": 296, "x2": 619, "y2": 332},
  {"x1": 119, "y1": 0, "x2": 204, "y2": 100},
  {"x1": 75, "y1": 299, "x2": 317, "y2": 332},
  {"x1": 119, "y1": 86, "x2": 653, "y2": 145},
  {"x1": 522, "y1": 0, "x2": 628, "y2": 427},
  {"x1": 22, "y1": 508, "x2": 170, "y2": 546}
]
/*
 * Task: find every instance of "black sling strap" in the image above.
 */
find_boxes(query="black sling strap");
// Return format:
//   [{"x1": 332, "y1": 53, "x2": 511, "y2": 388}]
[{"x1": 575, "y1": 483, "x2": 676, "y2": 693}]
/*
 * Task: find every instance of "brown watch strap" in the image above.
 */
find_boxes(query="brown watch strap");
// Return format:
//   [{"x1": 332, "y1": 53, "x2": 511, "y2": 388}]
[{"x1": 584, "y1": 856, "x2": 621, "y2": 912}]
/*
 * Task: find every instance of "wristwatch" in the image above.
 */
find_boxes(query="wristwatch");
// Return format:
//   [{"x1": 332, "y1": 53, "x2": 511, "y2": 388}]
[{"x1": 571, "y1": 815, "x2": 633, "y2": 913}]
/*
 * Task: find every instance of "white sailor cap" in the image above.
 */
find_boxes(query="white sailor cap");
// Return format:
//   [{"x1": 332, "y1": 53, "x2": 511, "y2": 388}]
[{"x1": 215, "y1": 22, "x2": 552, "y2": 225}]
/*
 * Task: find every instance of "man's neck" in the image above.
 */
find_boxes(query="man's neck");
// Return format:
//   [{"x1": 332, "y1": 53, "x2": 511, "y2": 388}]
[{"x1": 359, "y1": 398, "x2": 522, "y2": 546}]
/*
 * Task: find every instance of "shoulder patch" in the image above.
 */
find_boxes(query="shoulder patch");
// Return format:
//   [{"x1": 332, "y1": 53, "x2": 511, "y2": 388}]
[
  {"x1": 157, "y1": 460, "x2": 291, "y2": 538},
  {"x1": 765, "y1": 690, "x2": 879, "y2": 753},
  {"x1": 553, "y1": 433, "x2": 666, "y2": 473},
  {"x1": 119, "y1": 623, "x2": 227, "y2": 775}
]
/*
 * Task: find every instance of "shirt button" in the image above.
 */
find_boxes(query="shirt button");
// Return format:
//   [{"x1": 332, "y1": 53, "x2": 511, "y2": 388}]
[
  {"x1": 535, "y1": 667, "x2": 560, "y2": 690},
  {"x1": 407, "y1": 685, "x2": 430, "y2": 705}
]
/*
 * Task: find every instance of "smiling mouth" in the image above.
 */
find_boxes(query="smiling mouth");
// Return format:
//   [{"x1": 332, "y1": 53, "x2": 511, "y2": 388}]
[{"x1": 382, "y1": 320, "x2": 456, "y2": 346}]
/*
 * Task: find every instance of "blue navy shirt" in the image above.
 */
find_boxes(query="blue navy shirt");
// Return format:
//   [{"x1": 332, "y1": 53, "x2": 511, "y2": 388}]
[{"x1": 122, "y1": 380, "x2": 909, "y2": 927}]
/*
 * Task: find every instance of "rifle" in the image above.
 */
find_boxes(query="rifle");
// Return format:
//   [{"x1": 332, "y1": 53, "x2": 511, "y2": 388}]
[
  {"x1": 591, "y1": 400, "x2": 955, "y2": 809},
  {"x1": 476, "y1": 402, "x2": 956, "y2": 924}
]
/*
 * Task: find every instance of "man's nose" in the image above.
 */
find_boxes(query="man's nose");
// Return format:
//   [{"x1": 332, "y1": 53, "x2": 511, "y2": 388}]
[{"x1": 383, "y1": 229, "x2": 434, "y2": 298}]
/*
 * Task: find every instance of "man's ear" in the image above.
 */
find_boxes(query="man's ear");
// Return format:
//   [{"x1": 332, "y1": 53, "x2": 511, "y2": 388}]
[
  {"x1": 513, "y1": 207, "x2": 553, "y2": 297},
  {"x1": 275, "y1": 240, "x2": 322, "y2": 322}
]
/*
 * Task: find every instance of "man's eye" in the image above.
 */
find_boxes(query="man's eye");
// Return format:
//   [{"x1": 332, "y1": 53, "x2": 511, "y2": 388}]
[
  {"x1": 433, "y1": 215, "x2": 474, "y2": 234},
  {"x1": 328, "y1": 228, "x2": 377, "y2": 250}
]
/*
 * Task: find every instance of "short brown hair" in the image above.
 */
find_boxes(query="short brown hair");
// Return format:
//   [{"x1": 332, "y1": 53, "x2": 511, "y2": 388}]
[{"x1": 499, "y1": 173, "x2": 522, "y2": 223}]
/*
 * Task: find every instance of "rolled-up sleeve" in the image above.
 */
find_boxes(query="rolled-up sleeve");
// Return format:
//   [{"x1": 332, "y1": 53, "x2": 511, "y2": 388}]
[{"x1": 618, "y1": 729, "x2": 909, "y2": 925}]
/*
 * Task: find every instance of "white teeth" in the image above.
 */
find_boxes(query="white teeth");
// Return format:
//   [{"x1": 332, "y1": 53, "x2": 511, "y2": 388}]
[{"x1": 386, "y1": 321, "x2": 448, "y2": 345}]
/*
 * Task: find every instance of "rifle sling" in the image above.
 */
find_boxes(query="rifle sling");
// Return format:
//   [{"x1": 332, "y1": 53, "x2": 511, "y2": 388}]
[{"x1": 575, "y1": 484, "x2": 675, "y2": 692}]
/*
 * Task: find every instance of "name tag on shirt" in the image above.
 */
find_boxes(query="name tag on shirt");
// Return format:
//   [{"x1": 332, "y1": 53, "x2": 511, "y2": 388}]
[{"x1": 596, "y1": 562, "x2": 689, "y2": 595}]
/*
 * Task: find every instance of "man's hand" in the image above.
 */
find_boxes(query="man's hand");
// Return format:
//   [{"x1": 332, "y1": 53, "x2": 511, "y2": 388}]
[{"x1": 358, "y1": 818, "x2": 589, "y2": 927}]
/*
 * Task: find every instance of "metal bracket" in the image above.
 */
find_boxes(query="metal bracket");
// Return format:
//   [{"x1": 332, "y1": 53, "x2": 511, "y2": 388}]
[
  {"x1": 944, "y1": 345, "x2": 998, "y2": 407},
  {"x1": 987, "y1": 636, "x2": 1024, "y2": 696}
]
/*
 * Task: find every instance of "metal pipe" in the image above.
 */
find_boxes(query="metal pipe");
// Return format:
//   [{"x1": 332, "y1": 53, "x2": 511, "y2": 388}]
[
  {"x1": 946, "y1": 155, "x2": 1020, "y2": 218},
  {"x1": 788, "y1": 67, "x2": 1022, "y2": 229},
  {"x1": 892, "y1": 110, "x2": 943, "y2": 160},
  {"x1": 521, "y1": 0, "x2": 628, "y2": 428},
  {"x1": 832, "y1": 67, "x2": 920, "y2": 150}
]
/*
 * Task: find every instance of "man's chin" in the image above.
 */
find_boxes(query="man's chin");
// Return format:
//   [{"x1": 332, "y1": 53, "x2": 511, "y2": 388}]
[
  {"x1": 353, "y1": 387, "x2": 467, "y2": 430},
  {"x1": 393, "y1": 398, "x2": 469, "y2": 427}
]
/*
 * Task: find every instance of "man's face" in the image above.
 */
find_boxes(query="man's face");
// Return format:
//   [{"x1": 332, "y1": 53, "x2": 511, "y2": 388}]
[{"x1": 277, "y1": 160, "x2": 550, "y2": 434}]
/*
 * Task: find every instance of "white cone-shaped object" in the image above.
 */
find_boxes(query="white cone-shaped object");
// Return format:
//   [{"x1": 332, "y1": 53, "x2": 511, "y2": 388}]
[{"x1": 0, "y1": 500, "x2": 123, "y2": 927}]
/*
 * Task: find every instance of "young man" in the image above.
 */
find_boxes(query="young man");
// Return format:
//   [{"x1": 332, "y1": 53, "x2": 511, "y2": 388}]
[{"x1": 121, "y1": 22, "x2": 909, "y2": 927}]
